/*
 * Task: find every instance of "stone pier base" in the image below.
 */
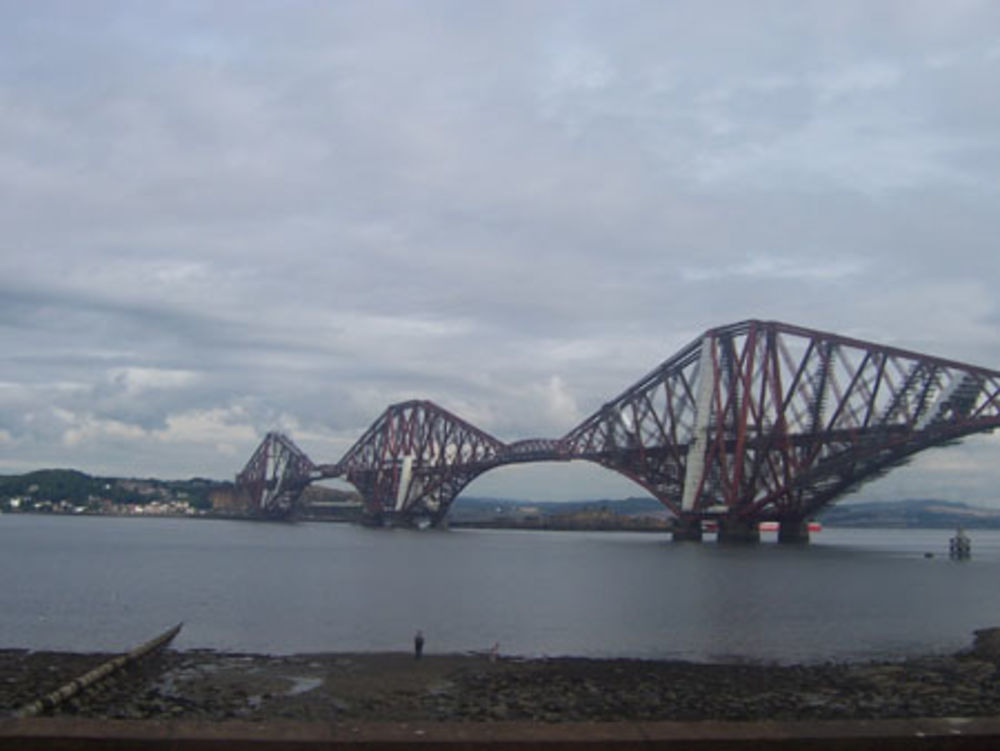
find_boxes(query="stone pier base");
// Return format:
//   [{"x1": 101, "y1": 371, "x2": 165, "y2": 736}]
[
  {"x1": 717, "y1": 518, "x2": 760, "y2": 544},
  {"x1": 777, "y1": 520, "x2": 810, "y2": 544},
  {"x1": 672, "y1": 517, "x2": 703, "y2": 542}
]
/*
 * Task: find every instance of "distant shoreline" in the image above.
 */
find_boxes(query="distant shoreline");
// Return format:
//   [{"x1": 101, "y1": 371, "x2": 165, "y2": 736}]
[
  {"x1": 5, "y1": 508, "x2": 1000, "y2": 531},
  {"x1": 6, "y1": 468, "x2": 1000, "y2": 529},
  {"x1": 0, "y1": 510, "x2": 667, "y2": 530}
]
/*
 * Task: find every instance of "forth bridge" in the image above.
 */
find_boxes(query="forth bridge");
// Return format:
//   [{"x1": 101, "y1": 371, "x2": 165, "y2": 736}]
[{"x1": 235, "y1": 320, "x2": 1000, "y2": 543}]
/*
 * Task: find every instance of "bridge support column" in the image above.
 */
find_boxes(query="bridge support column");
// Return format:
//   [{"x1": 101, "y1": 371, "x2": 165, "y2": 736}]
[
  {"x1": 777, "y1": 519, "x2": 810, "y2": 544},
  {"x1": 717, "y1": 518, "x2": 760, "y2": 544},
  {"x1": 672, "y1": 516, "x2": 703, "y2": 542}
]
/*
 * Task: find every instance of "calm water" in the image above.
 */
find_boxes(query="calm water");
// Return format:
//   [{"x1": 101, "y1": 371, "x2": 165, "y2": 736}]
[{"x1": 1, "y1": 514, "x2": 998, "y2": 663}]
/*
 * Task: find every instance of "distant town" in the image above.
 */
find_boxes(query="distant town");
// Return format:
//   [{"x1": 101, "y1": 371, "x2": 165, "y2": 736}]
[
  {"x1": 2, "y1": 468, "x2": 1000, "y2": 530},
  {"x1": 0, "y1": 469, "x2": 224, "y2": 517},
  {"x1": 0, "y1": 469, "x2": 358, "y2": 521}
]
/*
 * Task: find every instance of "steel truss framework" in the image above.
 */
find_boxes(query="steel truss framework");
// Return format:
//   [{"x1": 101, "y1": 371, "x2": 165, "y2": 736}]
[
  {"x1": 236, "y1": 320, "x2": 1000, "y2": 526},
  {"x1": 235, "y1": 431, "x2": 316, "y2": 518}
]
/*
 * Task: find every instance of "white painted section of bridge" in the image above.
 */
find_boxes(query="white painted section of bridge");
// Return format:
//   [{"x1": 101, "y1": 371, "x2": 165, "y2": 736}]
[
  {"x1": 395, "y1": 455, "x2": 414, "y2": 511},
  {"x1": 681, "y1": 336, "x2": 715, "y2": 512}
]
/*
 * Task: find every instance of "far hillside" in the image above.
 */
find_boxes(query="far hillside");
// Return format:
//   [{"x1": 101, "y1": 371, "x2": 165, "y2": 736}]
[
  {"x1": 3, "y1": 467, "x2": 999, "y2": 530},
  {"x1": 818, "y1": 499, "x2": 1000, "y2": 529},
  {"x1": 450, "y1": 496, "x2": 667, "y2": 522}
]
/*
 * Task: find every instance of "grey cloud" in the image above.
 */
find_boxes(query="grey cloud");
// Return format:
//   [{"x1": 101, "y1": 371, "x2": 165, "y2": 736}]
[{"x1": 1, "y1": 1, "x2": 999, "y2": 503}]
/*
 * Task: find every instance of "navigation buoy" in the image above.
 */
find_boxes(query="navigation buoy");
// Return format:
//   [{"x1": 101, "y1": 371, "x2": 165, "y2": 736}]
[{"x1": 949, "y1": 528, "x2": 971, "y2": 560}]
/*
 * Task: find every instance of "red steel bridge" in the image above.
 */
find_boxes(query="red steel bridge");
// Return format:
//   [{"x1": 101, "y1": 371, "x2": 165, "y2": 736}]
[{"x1": 235, "y1": 320, "x2": 1000, "y2": 542}]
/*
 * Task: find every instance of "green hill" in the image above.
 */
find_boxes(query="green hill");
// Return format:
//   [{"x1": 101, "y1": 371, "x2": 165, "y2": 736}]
[{"x1": 0, "y1": 469, "x2": 227, "y2": 510}]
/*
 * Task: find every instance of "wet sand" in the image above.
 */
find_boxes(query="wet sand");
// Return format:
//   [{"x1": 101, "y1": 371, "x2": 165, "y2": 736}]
[{"x1": 3, "y1": 642, "x2": 1000, "y2": 724}]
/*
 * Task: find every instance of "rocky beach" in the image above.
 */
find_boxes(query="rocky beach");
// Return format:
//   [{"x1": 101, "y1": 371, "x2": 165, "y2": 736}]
[{"x1": 4, "y1": 631, "x2": 1000, "y2": 724}]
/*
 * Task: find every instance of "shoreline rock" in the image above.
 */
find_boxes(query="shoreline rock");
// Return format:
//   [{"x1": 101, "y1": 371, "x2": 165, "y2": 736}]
[{"x1": 3, "y1": 645, "x2": 999, "y2": 723}]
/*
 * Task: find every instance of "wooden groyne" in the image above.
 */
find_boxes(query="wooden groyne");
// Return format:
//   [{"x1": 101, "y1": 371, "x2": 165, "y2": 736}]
[{"x1": 13, "y1": 623, "x2": 182, "y2": 718}]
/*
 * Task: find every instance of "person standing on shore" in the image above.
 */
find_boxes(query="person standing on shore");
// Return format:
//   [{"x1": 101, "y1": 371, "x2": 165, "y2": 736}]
[{"x1": 414, "y1": 630, "x2": 424, "y2": 660}]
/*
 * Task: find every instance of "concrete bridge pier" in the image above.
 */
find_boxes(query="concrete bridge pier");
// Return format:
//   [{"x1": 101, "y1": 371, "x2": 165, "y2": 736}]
[
  {"x1": 672, "y1": 516, "x2": 703, "y2": 542},
  {"x1": 717, "y1": 517, "x2": 760, "y2": 544},
  {"x1": 777, "y1": 519, "x2": 810, "y2": 544}
]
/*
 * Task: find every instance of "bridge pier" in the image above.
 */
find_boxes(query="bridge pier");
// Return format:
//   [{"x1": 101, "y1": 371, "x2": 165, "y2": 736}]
[
  {"x1": 777, "y1": 519, "x2": 810, "y2": 544},
  {"x1": 717, "y1": 518, "x2": 760, "y2": 544},
  {"x1": 671, "y1": 516, "x2": 703, "y2": 542}
]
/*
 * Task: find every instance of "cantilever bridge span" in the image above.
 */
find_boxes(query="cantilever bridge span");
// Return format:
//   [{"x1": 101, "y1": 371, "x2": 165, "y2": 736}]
[{"x1": 236, "y1": 320, "x2": 1000, "y2": 542}]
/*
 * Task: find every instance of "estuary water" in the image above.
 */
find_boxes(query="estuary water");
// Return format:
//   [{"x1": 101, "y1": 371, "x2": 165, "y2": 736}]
[{"x1": 2, "y1": 514, "x2": 998, "y2": 663}]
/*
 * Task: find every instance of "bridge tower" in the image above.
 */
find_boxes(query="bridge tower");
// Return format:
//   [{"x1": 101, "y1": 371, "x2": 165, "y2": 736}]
[
  {"x1": 333, "y1": 400, "x2": 507, "y2": 526},
  {"x1": 235, "y1": 432, "x2": 316, "y2": 518}
]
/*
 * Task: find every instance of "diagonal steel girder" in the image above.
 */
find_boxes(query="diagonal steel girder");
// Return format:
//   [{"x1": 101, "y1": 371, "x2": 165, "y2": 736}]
[{"x1": 331, "y1": 400, "x2": 509, "y2": 524}]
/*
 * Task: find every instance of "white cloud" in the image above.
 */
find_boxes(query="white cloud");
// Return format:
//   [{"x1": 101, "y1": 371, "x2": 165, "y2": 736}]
[
  {"x1": 541, "y1": 375, "x2": 580, "y2": 428},
  {"x1": 151, "y1": 262, "x2": 209, "y2": 285},
  {"x1": 690, "y1": 111, "x2": 975, "y2": 194},
  {"x1": 547, "y1": 43, "x2": 616, "y2": 93},
  {"x1": 107, "y1": 367, "x2": 200, "y2": 395},
  {"x1": 156, "y1": 407, "x2": 256, "y2": 446},
  {"x1": 681, "y1": 255, "x2": 867, "y2": 283},
  {"x1": 813, "y1": 62, "x2": 903, "y2": 101},
  {"x1": 63, "y1": 416, "x2": 146, "y2": 448}
]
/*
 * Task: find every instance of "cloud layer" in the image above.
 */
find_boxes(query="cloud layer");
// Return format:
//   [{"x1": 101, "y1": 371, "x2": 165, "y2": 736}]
[{"x1": 3, "y1": 1, "x2": 1000, "y2": 502}]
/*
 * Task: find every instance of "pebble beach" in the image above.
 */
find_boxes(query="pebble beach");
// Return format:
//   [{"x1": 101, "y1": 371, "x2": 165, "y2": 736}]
[{"x1": 5, "y1": 631, "x2": 1000, "y2": 724}]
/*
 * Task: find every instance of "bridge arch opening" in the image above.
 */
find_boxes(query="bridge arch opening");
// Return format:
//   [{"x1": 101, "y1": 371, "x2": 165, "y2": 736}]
[
  {"x1": 451, "y1": 460, "x2": 671, "y2": 518},
  {"x1": 310, "y1": 476, "x2": 361, "y2": 496},
  {"x1": 296, "y1": 477, "x2": 363, "y2": 521}
]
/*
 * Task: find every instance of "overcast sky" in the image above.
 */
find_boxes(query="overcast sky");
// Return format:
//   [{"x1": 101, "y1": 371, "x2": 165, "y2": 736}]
[{"x1": 2, "y1": 1, "x2": 1000, "y2": 504}]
